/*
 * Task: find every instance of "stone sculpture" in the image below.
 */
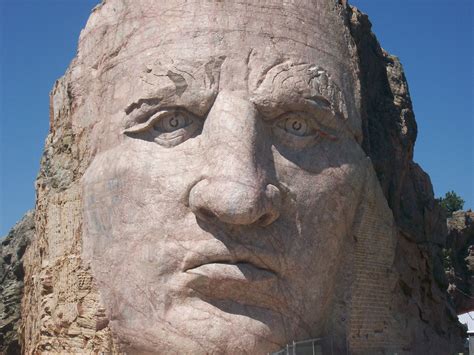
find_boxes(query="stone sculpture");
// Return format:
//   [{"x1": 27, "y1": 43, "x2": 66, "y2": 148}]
[
  {"x1": 19, "y1": 0, "x2": 465, "y2": 354},
  {"x1": 80, "y1": 1, "x2": 398, "y2": 353}
]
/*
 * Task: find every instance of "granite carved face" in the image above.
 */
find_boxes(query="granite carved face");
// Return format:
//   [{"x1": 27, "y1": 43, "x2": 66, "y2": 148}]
[{"x1": 82, "y1": 1, "x2": 371, "y2": 353}]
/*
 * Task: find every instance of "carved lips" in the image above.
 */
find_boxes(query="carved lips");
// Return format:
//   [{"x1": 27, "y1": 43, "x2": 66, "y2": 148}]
[
  {"x1": 182, "y1": 253, "x2": 281, "y2": 306},
  {"x1": 185, "y1": 260, "x2": 276, "y2": 281}
]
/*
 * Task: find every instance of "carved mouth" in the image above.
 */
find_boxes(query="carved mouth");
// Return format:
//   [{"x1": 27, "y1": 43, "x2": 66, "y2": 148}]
[
  {"x1": 184, "y1": 257, "x2": 276, "y2": 275},
  {"x1": 182, "y1": 252, "x2": 281, "y2": 305},
  {"x1": 180, "y1": 238, "x2": 281, "y2": 284},
  {"x1": 185, "y1": 260, "x2": 276, "y2": 275},
  {"x1": 185, "y1": 260, "x2": 277, "y2": 285}
]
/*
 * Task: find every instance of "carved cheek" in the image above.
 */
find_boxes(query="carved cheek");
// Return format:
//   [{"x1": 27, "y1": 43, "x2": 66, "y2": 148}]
[
  {"x1": 271, "y1": 142, "x2": 365, "y2": 214},
  {"x1": 83, "y1": 150, "x2": 148, "y2": 239}
]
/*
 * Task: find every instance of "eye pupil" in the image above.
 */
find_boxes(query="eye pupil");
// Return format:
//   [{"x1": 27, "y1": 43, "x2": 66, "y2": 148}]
[
  {"x1": 283, "y1": 116, "x2": 307, "y2": 136},
  {"x1": 169, "y1": 117, "x2": 179, "y2": 128},
  {"x1": 292, "y1": 120, "x2": 302, "y2": 131},
  {"x1": 161, "y1": 113, "x2": 188, "y2": 132}
]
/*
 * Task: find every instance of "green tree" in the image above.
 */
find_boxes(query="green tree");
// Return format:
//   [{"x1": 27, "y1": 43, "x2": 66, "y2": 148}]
[{"x1": 438, "y1": 191, "x2": 465, "y2": 217}]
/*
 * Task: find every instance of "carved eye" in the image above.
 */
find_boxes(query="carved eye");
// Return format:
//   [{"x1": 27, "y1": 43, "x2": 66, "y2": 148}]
[
  {"x1": 283, "y1": 116, "x2": 309, "y2": 137},
  {"x1": 273, "y1": 112, "x2": 333, "y2": 149},
  {"x1": 156, "y1": 112, "x2": 189, "y2": 132},
  {"x1": 123, "y1": 109, "x2": 203, "y2": 147}
]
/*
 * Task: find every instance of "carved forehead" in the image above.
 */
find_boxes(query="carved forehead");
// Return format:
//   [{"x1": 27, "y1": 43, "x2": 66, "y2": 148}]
[
  {"x1": 78, "y1": 0, "x2": 356, "y2": 97},
  {"x1": 80, "y1": 0, "x2": 353, "y2": 71},
  {"x1": 73, "y1": 0, "x2": 361, "y2": 143}
]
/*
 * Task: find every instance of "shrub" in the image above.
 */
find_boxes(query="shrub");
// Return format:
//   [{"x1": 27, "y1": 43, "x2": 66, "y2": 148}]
[{"x1": 437, "y1": 191, "x2": 465, "y2": 217}]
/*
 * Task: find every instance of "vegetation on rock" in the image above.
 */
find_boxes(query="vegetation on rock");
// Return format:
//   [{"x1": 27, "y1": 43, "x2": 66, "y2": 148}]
[{"x1": 438, "y1": 191, "x2": 465, "y2": 217}]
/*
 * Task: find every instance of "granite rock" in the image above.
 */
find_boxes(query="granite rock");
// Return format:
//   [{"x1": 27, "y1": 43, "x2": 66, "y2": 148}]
[
  {"x1": 446, "y1": 210, "x2": 474, "y2": 314},
  {"x1": 16, "y1": 1, "x2": 466, "y2": 354},
  {"x1": 0, "y1": 211, "x2": 34, "y2": 355},
  {"x1": 348, "y1": 6, "x2": 464, "y2": 353}
]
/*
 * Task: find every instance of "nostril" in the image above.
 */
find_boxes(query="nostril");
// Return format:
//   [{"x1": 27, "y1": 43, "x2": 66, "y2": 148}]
[
  {"x1": 197, "y1": 208, "x2": 216, "y2": 220},
  {"x1": 255, "y1": 212, "x2": 276, "y2": 227},
  {"x1": 256, "y1": 214, "x2": 270, "y2": 226}
]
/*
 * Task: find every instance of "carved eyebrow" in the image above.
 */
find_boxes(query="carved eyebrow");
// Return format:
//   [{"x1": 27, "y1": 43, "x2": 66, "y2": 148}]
[
  {"x1": 255, "y1": 60, "x2": 309, "y2": 91},
  {"x1": 125, "y1": 98, "x2": 161, "y2": 115},
  {"x1": 304, "y1": 93, "x2": 346, "y2": 126},
  {"x1": 254, "y1": 94, "x2": 344, "y2": 136},
  {"x1": 255, "y1": 59, "x2": 287, "y2": 89},
  {"x1": 165, "y1": 70, "x2": 188, "y2": 96},
  {"x1": 304, "y1": 95, "x2": 332, "y2": 110},
  {"x1": 125, "y1": 66, "x2": 194, "y2": 115},
  {"x1": 252, "y1": 61, "x2": 347, "y2": 116},
  {"x1": 122, "y1": 110, "x2": 172, "y2": 135}
]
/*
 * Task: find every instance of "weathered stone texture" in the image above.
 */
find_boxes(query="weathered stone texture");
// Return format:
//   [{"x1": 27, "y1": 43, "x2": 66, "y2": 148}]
[
  {"x1": 347, "y1": 5, "x2": 464, "y2": 353},
  {"x1": 446, "y1": 210, "x2": 474, "y2": 314},
  {"x1": 0, "y1": 210, "x2": 34, "y2": 355},
  {"x1": 20, "y1": 74, "x2": 118, "y2": 353},
  {"x1": 15, "y1": 1, "x2": 466, "y2": 354},
  {"x1": 348, "y1": 171, "x2": 399, "y2": 352}
]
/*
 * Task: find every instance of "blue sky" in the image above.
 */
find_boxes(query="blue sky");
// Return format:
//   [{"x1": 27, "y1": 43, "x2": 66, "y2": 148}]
[{"x1": 0, "y1": 1, "x2": 472, "y2": 236}]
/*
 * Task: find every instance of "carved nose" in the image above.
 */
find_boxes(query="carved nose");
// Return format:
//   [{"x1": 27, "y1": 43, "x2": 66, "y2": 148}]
[{"x1": 189, "y1": 179, "x2": 281, "y2": 226}]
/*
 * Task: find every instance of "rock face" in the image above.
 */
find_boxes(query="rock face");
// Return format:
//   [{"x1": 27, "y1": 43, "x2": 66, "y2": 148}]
[
  {"x1": 18, "y1": 1, "x2": 465, "y2": 354},
  {"x1": 20, "y1": 79, "x2": 117, "y2": 352},
  {"x1": 446, "y1": 210, "x2": 474, "y2": 314},
  {"x1": 0, "y1": 211, "x2": 34, "y2": 355},
  {"x1": 348, "y1": 6, "x2": 465, "y2": 353}
]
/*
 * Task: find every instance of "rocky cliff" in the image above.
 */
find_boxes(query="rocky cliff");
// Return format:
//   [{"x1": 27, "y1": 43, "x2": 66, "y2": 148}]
[
  {"x1": 0, "y1": 211, "x2": 34, "y2": 355},
  {"x1": 20, "y1": 76, "x2": 117, "y2": 351},
  {"x1": 446, "y1": 210, "x2": 474, "y2": 314},
  {"x1": 5, "y1": 1, "x2": 466, "y2": 353},
  {"x1": 347, "y1": 5, "x2": 465, "y2": 353}
]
